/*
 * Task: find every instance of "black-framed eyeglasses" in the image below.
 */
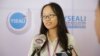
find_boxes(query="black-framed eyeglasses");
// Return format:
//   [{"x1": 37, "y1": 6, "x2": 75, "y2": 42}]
[{"x1": 42, "y1": 14, "x2": 56, "y2": 20}]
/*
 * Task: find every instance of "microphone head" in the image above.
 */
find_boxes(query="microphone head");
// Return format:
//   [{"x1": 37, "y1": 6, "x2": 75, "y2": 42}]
[{"x1": 33, "y1": 34, "x2": 46, "y2": 49}]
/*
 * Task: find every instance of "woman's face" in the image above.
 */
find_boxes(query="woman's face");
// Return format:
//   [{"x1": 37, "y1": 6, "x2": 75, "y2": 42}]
[{"x1": 42, "y1": 6, "x2": 58, "y2": 30}]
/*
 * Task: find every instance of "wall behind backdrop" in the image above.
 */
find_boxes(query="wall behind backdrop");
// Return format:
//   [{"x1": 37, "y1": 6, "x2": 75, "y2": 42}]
[{"x1": 0, "y1": 0, "x2": 100, "y2": 56}]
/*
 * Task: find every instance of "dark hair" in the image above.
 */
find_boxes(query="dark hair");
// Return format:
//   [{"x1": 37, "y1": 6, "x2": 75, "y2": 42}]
[{"x1": 32, "y1": 2, "x2": 69, "y2": 56}]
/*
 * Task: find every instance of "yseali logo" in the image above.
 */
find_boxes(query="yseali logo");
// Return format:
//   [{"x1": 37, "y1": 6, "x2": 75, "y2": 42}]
[
  {"x1": 65, "y1": 16, "x2": 86, "y2": 29},
  {"x1": 10, "y1": 12, "x2": 26, "y2": 29},
  {"x1": 7, "y1": 9, "x2": 31, "y2": 34}
]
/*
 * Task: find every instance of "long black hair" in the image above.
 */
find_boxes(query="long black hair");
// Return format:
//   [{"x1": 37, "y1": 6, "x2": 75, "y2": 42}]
[{"x1": 32, "y1": 2, "x2": 69, "y2": 56}]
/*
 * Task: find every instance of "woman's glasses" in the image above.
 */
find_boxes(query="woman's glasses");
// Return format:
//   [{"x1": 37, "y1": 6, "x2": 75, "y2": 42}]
[{"x1": 42, "y1": 14, "x2": 56, "y2": 20}]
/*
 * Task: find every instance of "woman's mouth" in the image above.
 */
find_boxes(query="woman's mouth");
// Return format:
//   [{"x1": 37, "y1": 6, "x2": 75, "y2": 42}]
[{"x1": 46, "y1": 22, "x2": 52, "y2": 26}]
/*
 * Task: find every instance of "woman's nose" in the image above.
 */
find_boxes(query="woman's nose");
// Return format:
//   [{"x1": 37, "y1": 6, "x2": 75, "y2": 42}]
[{"x1": 45, "y1": 16, "x2": 51, "y2": 21}]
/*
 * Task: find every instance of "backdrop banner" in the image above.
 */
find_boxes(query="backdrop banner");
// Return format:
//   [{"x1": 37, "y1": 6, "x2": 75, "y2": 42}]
[{"x1": 0, "y1": 0, "x2": 100, "y2": 56}]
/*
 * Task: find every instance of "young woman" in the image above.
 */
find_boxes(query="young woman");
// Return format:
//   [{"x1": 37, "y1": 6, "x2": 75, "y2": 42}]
[
  {"x1": 28, "y1": 2, "x2": 78, "y2": 56},
  {"x1": 95, "y1": 0, "x2": 100, "y2": 44}
]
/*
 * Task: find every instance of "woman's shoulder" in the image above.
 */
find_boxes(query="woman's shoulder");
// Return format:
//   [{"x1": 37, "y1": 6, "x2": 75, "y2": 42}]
[
  {"x1": 66, "y1": 33, "x2": 75, "y2": 46},
  {"x1": 66, "y1": 33, "x2": 74, "y2": 40},
  {"x1": 66, "y1": 33, "x2": 79, "y2": 55}
]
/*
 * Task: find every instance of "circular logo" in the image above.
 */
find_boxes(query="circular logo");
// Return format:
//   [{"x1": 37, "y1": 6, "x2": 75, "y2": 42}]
[
  {"x1": 10, "y1": 12, "x2": 26, "y2": 29},
  {"x1": 7, "y1": 10, "x2": 31, "y2": 34}
]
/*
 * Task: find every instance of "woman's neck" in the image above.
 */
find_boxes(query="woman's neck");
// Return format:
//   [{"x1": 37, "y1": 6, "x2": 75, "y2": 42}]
[{"x1": 47, "y1": 28, "x2": 58, "y2": 42}]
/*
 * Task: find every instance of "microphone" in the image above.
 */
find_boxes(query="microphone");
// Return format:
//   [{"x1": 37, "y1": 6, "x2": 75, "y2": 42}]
[
  {"x1": 31, "y1": 34, "x2": 46, "y2": 56},
  {"x1": 33, "y1": 34, "x2": 46, "y2": 52}
]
